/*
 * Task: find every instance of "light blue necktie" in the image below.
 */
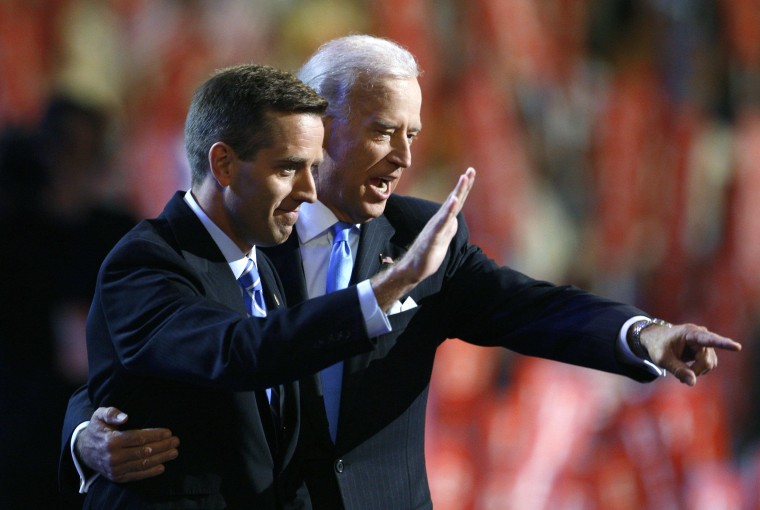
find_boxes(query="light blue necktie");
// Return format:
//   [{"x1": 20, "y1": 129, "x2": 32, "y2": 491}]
[
  {"x1": 238, "y1": 258, "x2": 267, "y2": 318},
  {"x1": 238, "y1": 258, "x2": 277, "y2": 410},
  {"x1": 321, "y1": 222, "x2": 353, "y2": 442}
]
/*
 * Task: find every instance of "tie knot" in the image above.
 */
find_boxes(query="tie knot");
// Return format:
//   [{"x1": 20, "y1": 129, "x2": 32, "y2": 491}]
[
  {"x1": 239, "y1": 258, "x2": 258, "y2": 286},
  {"x1": 331, "y1": 222, "x2": 353, "y2": 244},
  {"x1": 238, "y1": 258, "x2": 266, "y2": 317},
  {"x1": 326, "y1": 222, "x2": 353, "y2": 294}
]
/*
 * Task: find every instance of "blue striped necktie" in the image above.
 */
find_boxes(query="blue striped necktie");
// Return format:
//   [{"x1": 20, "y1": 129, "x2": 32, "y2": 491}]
[
  {"x1": 238, "y1": 258, "x2": 278, "y2": 420},
  {"x1": 321, "y1": 222, "x2": 354, "y2": 442},
  {"x1": 238, "y1": 258, "x2": 267, "y2": 318}
]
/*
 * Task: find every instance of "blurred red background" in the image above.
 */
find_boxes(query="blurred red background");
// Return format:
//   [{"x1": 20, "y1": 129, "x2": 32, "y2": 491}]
[{"x1": 2, "y1": 1, "x2": 759, "y2": 508}]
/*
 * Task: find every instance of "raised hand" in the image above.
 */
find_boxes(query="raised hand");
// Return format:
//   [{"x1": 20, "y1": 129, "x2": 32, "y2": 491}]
[
  {"x1": 370, "y1": 167, "x2": 475, "y2": 310},
  {"x1": 397, "y1": 167, "x2": 475, "y2": 280}
]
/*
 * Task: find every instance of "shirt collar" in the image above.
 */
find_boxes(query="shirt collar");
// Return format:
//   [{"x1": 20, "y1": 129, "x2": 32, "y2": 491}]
[
  {"x1": 297, "y1": 200, "x2": 359, "y2": 244},
  {"x1": 183, "y1": 190, "x2": 254, "y2": 278}
]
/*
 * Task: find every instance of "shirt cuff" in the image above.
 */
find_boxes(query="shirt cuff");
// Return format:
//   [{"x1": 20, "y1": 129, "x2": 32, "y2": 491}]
[
  {"x1": 71, "y1": 421, "x2": 99, "y2": 494},
  {"x1": 618, "y1": 316, "x2": 666, "y2": 377},
  {"x1": 357, "y1": 279, "x2": 392, "y2": 337}
]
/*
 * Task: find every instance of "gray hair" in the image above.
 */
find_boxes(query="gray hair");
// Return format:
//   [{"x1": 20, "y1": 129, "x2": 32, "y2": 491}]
[{"x1": 298, "y1": 34, "x2": 421, "y2": 119}]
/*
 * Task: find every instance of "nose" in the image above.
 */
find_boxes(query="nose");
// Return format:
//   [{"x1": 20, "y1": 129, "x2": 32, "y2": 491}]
[
  {"x1": 388, "y1": 135, "x2": 412, "y2": 168},
  {"x1": 293, "y1": 167, "x2": 317, "y2": 203}
]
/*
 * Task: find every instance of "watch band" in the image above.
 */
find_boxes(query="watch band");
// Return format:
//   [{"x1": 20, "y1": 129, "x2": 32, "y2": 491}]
[{"x1": 630, "y1": 318, "x2": 673, "y2": 361}]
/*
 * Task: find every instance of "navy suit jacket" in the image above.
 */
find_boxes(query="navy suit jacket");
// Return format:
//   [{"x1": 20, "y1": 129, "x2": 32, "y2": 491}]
[
  {"x1": 262, "y1": 194, "x2": 656, "y2": 510},
  {"x1": 70, "y1": 192, "x2": 376, "y2": 509}
]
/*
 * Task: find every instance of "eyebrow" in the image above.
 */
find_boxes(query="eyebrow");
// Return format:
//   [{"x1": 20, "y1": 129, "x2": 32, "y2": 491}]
[
  {"x1": 277, "y1": 156, "x2": 323, "y2": 166},
  {"x1": 373, "y1": 119, "x2": 422, "y2": 133}
]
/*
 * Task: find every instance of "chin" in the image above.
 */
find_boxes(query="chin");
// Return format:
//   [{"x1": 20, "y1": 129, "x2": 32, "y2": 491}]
[
  {"x1": 365, "y1": 202, "x2": 387, "y2": 220},
  {"x1": 275, "y1": 226, "x2": 294, "y2": 243},
  {"x1": 256, "y1": 229, "x2": 288, "y2": 248}
]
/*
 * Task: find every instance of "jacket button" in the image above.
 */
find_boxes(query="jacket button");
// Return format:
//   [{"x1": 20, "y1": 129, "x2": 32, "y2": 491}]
[{"x1": 334, "y1": 459, "x2": 344, "y2": 474}]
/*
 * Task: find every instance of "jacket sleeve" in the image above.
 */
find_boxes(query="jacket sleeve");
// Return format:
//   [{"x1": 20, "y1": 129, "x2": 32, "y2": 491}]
[
  {"x1": 58, "y1": 385, "x2": 93, "y2": 494},
  {"x1": 87, "y1": 233, "x2": 376, "y2": 404},
  {"x1": 434, "y1": 209, "x2": 656, "y2": 382}
]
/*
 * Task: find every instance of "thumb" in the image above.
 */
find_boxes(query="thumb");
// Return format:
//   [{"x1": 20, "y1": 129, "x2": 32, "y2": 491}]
[{"x1": 94, "y1": 406, "x2": 129, "y2": 426}]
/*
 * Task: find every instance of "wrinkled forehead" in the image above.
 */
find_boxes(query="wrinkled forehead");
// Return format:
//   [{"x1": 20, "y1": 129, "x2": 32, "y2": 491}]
[{"x1": 344, "y1": 77, "x2": 422, "y2": 124}]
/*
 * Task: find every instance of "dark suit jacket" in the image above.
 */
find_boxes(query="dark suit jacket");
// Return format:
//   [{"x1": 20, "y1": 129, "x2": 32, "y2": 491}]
[
  {"x1": 72, "y1": 192, "x2": 376, "y2": 509},
  {"x1": 262, "y1": 194, "x2": 656, "y2": 510}
]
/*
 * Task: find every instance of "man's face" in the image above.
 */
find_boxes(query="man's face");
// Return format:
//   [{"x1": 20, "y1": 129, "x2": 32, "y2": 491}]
[
  {"x1": 317, "y1": 77, "x2": 422, "y2": 224},
  {"x1": 225, "y1": 112, "x2": 323, "y2": 247}
]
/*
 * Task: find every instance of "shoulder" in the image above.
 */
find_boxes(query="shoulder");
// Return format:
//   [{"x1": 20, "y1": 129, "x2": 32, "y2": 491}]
[
  {"x1": 101, "y1": 202, "x2": 192, "y2": 272},
  {"x1": 114, "y1": 193, "x2": 206, "y2": 259},
  {"x1": 384, "y1": 194, "x2": 471, "y2": 242},
  {"x1": 109, "y1": 216, "x2": 170, "y2": 254},
  {"x1": 386, "y1": 194, "x2": 440, "y2": 220}
]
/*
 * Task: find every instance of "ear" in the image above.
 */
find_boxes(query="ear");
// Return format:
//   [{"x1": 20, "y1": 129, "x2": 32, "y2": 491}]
[
  {"x1": 208, "y1": 142, "x2": 236, "y2": 187},
  {"x1": 321, "y1": 116, "x2": 333, "y2": 149}
]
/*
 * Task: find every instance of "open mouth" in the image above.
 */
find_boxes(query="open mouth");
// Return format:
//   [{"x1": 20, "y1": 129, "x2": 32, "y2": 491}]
[{"x1": 369, "y1": 177, "x2": 393, "y2": 194}]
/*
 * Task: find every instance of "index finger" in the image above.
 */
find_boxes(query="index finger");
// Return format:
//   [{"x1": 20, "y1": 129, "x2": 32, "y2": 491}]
[
  {"x1": 449, "y1": 167, "x2": 476, "y2": 216},
  {"x1": 112, "y1": 428, "x2": 175, "y2": 448},
  {"x1": 684, "y1": 328, "x2": 742, "y2": 352}
]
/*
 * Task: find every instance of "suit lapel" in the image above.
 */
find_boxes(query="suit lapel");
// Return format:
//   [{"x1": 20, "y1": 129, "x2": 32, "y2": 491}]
[
  {"x1": 163, "y1": 193, "x2": 277, "y2": 465},
  {"x1": 255, "y1": 249, "x2": 285, "y2": 312},
  {"x1": 256, "y1": 247, "x2": 303, "y2": 470},
  {"x1": 336, "y1": 216, "x2": 404, "y2": 443},
  {"x1": 185, "y1": 249, "x2": 246, "y2": 315},
  {"x1": 353, "y1": 215, "x2": 395, "y2": 282},
  {"x1": 262, "y1": 232, "x2": 308, "y2": 304},
  {"x1": 263, "y1": 233, "x2": 337, "y2": 448},
  {"x1": 162, "y1": 193, "x2": 246, "y2": 315},
  {"x1": 265, "y1": 218, "x2": 403, "y2": 449}
]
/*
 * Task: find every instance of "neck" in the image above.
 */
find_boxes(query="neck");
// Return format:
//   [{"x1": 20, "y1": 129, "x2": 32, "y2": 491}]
[{"x1": 190, "y1": 185, "x2": 252, "y2": 253}]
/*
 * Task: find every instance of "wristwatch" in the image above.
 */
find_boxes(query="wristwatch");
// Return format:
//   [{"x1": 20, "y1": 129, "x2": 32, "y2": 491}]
[{"x1": 629, "y1": 318, "x2": 672, "y2": 361}]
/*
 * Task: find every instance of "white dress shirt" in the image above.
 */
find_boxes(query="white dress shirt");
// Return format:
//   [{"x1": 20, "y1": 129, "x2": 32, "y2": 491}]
[{"x1": 296, "y1": 200, "x2": 391, "y2": 335}]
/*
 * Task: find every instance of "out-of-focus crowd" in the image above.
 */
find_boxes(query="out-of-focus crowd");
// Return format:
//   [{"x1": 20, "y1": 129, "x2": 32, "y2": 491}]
[{"x1": 1, "y1": 0, "x2": 759, "y2": 508}]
